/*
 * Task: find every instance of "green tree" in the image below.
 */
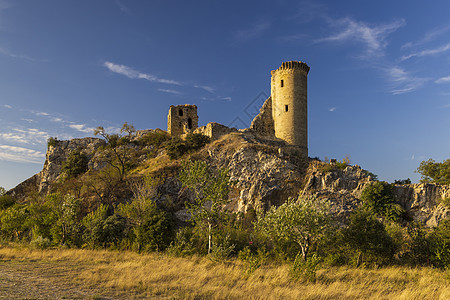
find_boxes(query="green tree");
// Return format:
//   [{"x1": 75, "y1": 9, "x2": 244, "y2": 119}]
[
  {"x1": 179, "y1": 160, "x2": 231, "y2": 254},
  {"x1": 118, "y1": 176, "x2": 174, "y2": 251},
  {"x1": 416, "y1": 158, "x2": 450, "y2": 184},
  {"x1": 361, "y1": 181, "x2": 405, "y2": 222},
  {"x1": 0, "y1": 204, "x2": 29, "y2": 240},
  {"x1": 94, "y1": 122, "x2": 136, "y2": 178},
  {"x1": 256, "y1": 196, "x2": 332, "y2": 262},
  {"x1": 61, "y1": 150, "x2": 89, "y2": 178},
  {"x1": 0, "y1": 187, "x2": 15, "y2": 210},
  {"x1": 430, "y1": 219, "x2": 450, "y2": 269},
  {"x1": 46, "y1": 193, "x2": 82, "y2": 246},
  {"x1": 343, "y1": 208, "x2": 395, "y2": 267}
]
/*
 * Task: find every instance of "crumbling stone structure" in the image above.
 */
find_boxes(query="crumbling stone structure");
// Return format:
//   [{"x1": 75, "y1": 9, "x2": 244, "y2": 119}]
[
  {"x1": 251, "y1": 60, "x2": 310, "y2": 158},
  {"x1": 167, "y1": 104, "x2": 198, "y2": 136}
]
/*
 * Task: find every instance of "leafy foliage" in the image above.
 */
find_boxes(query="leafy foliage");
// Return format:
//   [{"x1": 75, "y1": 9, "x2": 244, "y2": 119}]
[
  {"x1": 47, "y1": 137, "x2": 60, "y2": 148},
  {"x1": 61, "y1": 150, "x2": 89, "y2": 178},
  {"x1": 361, "y1": 181, "x2": 405, "y2": 222},
  {"x1": 179, "y1": 160, "x2": 231, "y2": 254},
  {"x1": 343, "y1": 208, "x2": 395, "y2": 267},
  {"x1": 416, "y1": 158, "x2": 450, "y2": 184},
  {"x1": 256, "y1": 196, "x2": 331, "y2": 262},
  {"x1": 165, "y1": 133, "x2": 210, "y2": 159}
]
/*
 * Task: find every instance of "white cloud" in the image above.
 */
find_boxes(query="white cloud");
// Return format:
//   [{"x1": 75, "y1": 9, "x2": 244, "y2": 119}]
[
  {"x1": 316, "y1": 18, "x2": 405, "y2": 58},
  {"x1": 33, "y1": 111, "x2": 50, "y2": 116},
  {"x1": 328, "y1": 107, "x2": 337, "y2": 112},
  {"x1": 0, "y1": 128, "x2": 49, "y2": 145},
  {"x1": 104, "y1": 61, "x2": 182, "y2": 86},
  {"x1": 388, "y1": 66, "x2": 429, "y2": 95},
  {"x1": 0, "y1": 145, "x2": 45, "y2": 164},
  {"x1": 158, "y1": 89, "x2": 182, "y2": 95},
  {"x1": 2, "y1": 104, "x2": 12, "y2": 109},
  {"x1": 402, "y1": 26, "x2": 450, "y2": 49},
  {"x1": 435, "y1": 76, "x2": 450, "y2": 84},
  {"x1": 68, "y1": 124, "x2": 95, "y2": 133},
  {"x1": 194, "y1": 85, "x2": 215, "y2": 93},
  {"x1": 401, "y1": 43, "x2": 450, "y2": 61},
  {"x1": 235, "y1": 21, "x2": 271, "y2": 41}
]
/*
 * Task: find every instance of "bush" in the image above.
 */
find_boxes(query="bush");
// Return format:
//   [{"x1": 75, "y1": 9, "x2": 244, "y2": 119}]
[
  {"x1": 61, "y1": 150, "x2": 89, "y2": 178},
  {"x1": 361, "y1": 181, "x2": 405, "y2": 222},
  {"x1": 47, "y1": 137, "x2": 60, "y2": 148},
  {"x1": 238, "y1": 246, "x2": 268, "y2": 275},
  {"x1": 139, "y1": 130, "x2": 169, "y2": 148},
  {"x1": 0, "y1": 194, "x2": 16, "y2": 210},
  {"x1": 291, "y1": 253, "x2": 321, "y2": 282},
  {"x1": 430, "y1": 219, "x2": 450, "y2": 269},
  {"x1": 30, "y1": 236, "x2": 52, "y2": 249},
  {"x1": 343, "y1": 208, "x2": 395, "y2": 267},
  {"x1": 165, "y1": 134, "x2": 211, "y2": 159},
  {"x1": 416, "y1": 158, "x2": 450, "y2": 184}
]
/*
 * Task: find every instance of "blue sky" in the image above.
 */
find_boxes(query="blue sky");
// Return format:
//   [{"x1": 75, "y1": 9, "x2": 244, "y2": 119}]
[{"x1": 1, "y1": 0, "x2": 450, "y2": 189}]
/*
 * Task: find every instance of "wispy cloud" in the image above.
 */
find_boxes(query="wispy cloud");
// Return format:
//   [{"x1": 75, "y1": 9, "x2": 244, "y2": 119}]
[
  {"x1": 402, "y1": 26, "x2": 450, "y2": 49},
  {"x1": 115, "y1": 0, "x2": 131, "y2": 14},
  {"x1": 388, "y1": 66, "x2": 429, "y2": 95},
  {"x1": 234, "y1": 21, "x2": 271, "y2": 41},
  {"x1": 194, "y1": 85, "x2": 215, "y2": 93},
  {"x1": 103, "y1": 61, "x2": 182, "y2": 86},
  {"x1": 0, "y1": 128, "x2": 49, "y2": 145},
  {"x1": 328, "y1": 107, "x2": 337, "y2": 112},
  {"x1": 401, "y1": 43, "x2": 450, "y2": 61},
  {"x1": 201, "y1": 96, "x2": 232, "y2": 102},
  {"x1": 0, "y1": 145, "x2": 45, "y2": 164},
  {"x1": 0, "y1": 47, "x2": 48, "y2": 62},
  {"x1": 316, "y1": 18, "x2": 405, "y2": 58},
  {"x1": 435, "y1": 76, "x2": 450, "y2": 84},
  {"x1": 158, "y1": 89, "x2": 182, "y2": 95}
]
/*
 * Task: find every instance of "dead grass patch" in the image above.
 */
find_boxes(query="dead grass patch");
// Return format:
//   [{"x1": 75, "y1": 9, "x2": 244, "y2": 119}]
[{"x1": 0, "y1": 246, "x2": 448, "y2": 299}]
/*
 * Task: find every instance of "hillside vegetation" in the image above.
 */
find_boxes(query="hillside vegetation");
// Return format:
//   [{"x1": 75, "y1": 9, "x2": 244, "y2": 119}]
[{"x1": 1, "y1": 123, "x2": 449, "y2": 294}]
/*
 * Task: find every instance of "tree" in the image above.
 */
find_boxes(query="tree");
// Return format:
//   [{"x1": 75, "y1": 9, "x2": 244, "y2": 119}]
[
  {"x1": 118, "y1": 176, "x2": 174, "y2": 251},
  {"x1": 179, "y1": 160, "x2": 231, "y2": 254},
  {"x1": 61, "y1": 150, "x2": 88, "y2": 178},
  {"x1": 94, "y1": 123, "x2": 136, "y2": 179},
  {"x1": 360, "y1": 181, "x2": 405, "y2": 222},
  {"x1": 46, "y1": 193, "x2": 82, "y2": 246},
  {"x1": 0, "y1": 204, "x2": 29, "y2": 240},
  {"x1": 343, "y1": 208, "x2": 395, "y2": 267},
  {"x1": 416, "y1": 158, "x2": 450, "y2": 184},
  {"x1": 256, "y1": 196, "x2": 331, "y2": 262}
]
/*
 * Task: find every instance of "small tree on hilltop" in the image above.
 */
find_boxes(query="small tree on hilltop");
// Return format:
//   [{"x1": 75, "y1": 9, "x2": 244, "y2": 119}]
[
  {"x1": 179, "y1": 160, "x2": 231, "y2": 254},
  {"x1": 256, "y1": 195, "x2": 332, "y2": 262},
  {"x1": 416, "y1": 158, "x2": 450, "y2": 185},
  {"x1": 94, "y1": 122, "x2": 136, "y2": 179}
]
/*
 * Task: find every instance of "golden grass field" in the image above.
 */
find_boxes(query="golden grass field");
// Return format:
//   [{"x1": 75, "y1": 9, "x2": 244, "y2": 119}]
[{"x1": 0, "y1": 246, "x2": 448, "y2": 299}]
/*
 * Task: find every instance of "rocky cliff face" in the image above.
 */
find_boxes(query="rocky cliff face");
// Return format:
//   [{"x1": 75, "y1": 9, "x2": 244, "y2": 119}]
[
  {"x1": 8, "y1": 131, "x2": 449, "y2": 227},
  {"x1": 8, "y1": 137, "x2": 105, "y2": 199}
]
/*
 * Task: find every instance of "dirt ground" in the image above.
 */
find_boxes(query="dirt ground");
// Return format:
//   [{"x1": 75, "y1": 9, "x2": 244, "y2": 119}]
[{"x1": 0, "y1": 257, "x2": 135, "y2": 300}]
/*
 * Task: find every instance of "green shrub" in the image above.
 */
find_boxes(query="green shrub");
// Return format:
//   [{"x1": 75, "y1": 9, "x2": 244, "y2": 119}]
[
  {"x1": 343, "y1": 208, "x2": 395, "y2": 267},
  {"x1": 139, "y1": 130, "x2": 169, "y2": 148},
  {"x1": 30, "y1": 236, "x2": 52, "y2": 249},
  {"x1": 238, "y1": 246, "x2": 268, "y2": 275},
  {"x1": 165, "y1": 134, "x2": 210, "y2": 160},
  {"x1": 0, "y1": 194, "x2": 16, "y2": 210},
  {"x1": 430, "y1": 219, "x2": 450, "y2": 269},
  {"x1": 361, "y1": 181, "x2": 405, "y2": 222},
  {"x1": 61, "y1": 150, "x2": 89, "y2": 178},
  {"x1": 47, "y1": 137, "x2": 60, "y2": 148},
  {"x1": 290, "y1": 253, "x2": 321, "y2": 282},
  {"x1": 185, "y1": 133, "x2": 210, "y2": 150}
]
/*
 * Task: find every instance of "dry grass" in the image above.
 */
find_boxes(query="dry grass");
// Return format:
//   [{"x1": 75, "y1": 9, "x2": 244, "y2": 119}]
[{"x1": 0, "y1": 246, "x2": 448, "y2": 299}]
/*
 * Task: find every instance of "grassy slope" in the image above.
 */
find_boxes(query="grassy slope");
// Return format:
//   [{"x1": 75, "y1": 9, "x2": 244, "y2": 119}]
[{"x1": 0, "y1": 246, "x2": 448, "y2": 299}]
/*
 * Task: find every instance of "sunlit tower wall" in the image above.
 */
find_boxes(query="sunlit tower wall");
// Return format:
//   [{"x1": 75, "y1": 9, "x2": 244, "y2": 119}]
[{"x1": 271, "y1": 61, "x2": 310, "y2": 157}]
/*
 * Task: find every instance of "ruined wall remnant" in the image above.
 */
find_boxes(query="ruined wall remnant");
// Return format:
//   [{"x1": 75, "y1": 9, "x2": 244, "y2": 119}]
[{"x1": 167, "y1": 104, "x2": 198, "y2": 136}]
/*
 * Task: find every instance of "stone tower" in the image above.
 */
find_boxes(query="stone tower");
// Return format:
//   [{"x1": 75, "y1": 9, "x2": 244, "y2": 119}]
[
  {"x1": 271, "y1": 61, "x2": 310, "y2": 156},
  {"x1": 167, "y1": 104, "x2": 198, "y2": 136}
]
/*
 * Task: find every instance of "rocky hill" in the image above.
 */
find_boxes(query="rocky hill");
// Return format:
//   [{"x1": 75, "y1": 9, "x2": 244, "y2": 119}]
[{"x1": 8, "y1": 130, "x2": 450, "y2": 227}]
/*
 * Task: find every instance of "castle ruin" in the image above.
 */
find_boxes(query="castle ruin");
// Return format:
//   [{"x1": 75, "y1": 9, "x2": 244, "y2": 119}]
[
  {"x1": 167, "y1": 60, "x2": 310, "y2": 157},
  {"x1": 167, "y1": 104, "x2": 198, "y2": 136}
]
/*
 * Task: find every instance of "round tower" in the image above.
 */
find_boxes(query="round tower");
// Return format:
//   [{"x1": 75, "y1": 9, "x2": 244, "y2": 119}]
[{"x1": 271, "y1": 61, "x2": 310, "y2": 156}]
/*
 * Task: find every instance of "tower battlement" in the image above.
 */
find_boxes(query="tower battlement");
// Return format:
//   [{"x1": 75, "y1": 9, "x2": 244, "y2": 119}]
[{"x1": 271, "y1": 61, "x2": 310, "y2": 74}]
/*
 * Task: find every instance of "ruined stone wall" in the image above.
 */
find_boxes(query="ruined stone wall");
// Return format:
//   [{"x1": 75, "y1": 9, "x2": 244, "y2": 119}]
[
  {"x1": 250, "y1": 97, "x2": 275, "y2": 137},
  {"x1": 194, "y1": 122, "x2": 237, "y2": 140},
  {"x1": 271, "y1": 61, "x2": 309, "y2": 157},
  {"x1": 167, "y1": 104, "x2": 198, "y2": 136}
]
